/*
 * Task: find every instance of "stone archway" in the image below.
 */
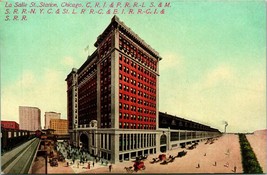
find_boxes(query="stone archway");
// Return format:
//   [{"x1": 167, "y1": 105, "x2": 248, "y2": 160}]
[{"x1": 80, "y1": 133, "x2": 89, "y2": 151}]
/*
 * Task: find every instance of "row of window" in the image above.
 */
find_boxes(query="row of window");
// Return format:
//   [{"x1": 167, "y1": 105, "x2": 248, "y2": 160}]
[
  {"x1": 79, "y1": 107, "x2": 97, "y2": 114},
  {"x1": 100, "y1": 57, "x2": 111, "y2": 121},
  {"x1": 119, "y1": 36, "x2": 157, "y2": 71},
  {"x1": 100, "y1": 121, "x2": 111, "y2": 127},
  {"x1": 100, "y1": 56, "x2": 111, "y2": 66},
  {"x1": 119, "y1": 94, "x2": 156, "y2": 108},
  {"x1": 100, "y1": 85, "x2": 111, "y2": 92},
  {"x1": 119, "y1": 63, "x2": 156, "y2": 84},
  {"x1": 101, "y1": 112, "x2": 111, "y2": 118},
  {"x1": 119, "y1": 74, "x2": 156, "y2": 94},
  {"x1": 119, "y1": 66, "x2": 156, "y2": 88},
  {"x1": 78, "y1": 69, "x2": 97, "y2": 85},
  {"x1": 101, "y1": 104, "x2": 111, "y2": 110},
  {"x1": 119, "y1": 52, "x2": 157, "y2": 72},
  {"x1": 78, "y1": 62, "x2": 97, "y2": 83},
  {"x1": 119, "y1": 122, "x2": 156, "y2": 129},
  {"x1": 119, "y1": 133, "x2": 157, "y2": 151},
  {"x1": 100, "y1": 76, "x2": 111, "y2": 84},
  {"x1": 79, "y1": 100, "x2": 97, "y2": 109},
  {"x1": 99, "y1": 37, "x2": 112, "y2": 58},
  {"x1": 79, "y1": 89, "x2": 97, "y2": 100},
  {"x1": 79, "y1": 94, "x2": 97, "y2": 103},
  {"x1": 119, "y1": 103, "x2": 156, "y2": 114},
  {"x1": 119, "y1": 113, "x2": 156, "y2": 122},
  {"x1": 119, "y1": 83, "x2": 156, "y2": 101},
  {"x1": 100, "y1": 95, "x2": 111, "y2": 101}
]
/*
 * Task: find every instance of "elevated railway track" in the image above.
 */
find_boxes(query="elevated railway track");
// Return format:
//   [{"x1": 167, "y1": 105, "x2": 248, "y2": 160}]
[{"x1": 1, "y1": 138, "x2": 40, "y2": 174}]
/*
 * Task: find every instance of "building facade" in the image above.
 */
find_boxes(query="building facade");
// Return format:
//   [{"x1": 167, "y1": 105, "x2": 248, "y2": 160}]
[
  {"x1": 158, "y1": 112, "x2": 220, "y2": 152},
  {"x1": 66, "y1": 16, "x2": 220, "y2": 163},
  {"x1": 50, "y1": 119, "x2": 68, "y2": 135},
  {"x1": 1, "y1": 121, "x2": 19, "y2": 130},
  {"x1": 44, "y1": 112, "x2": 61, "y2": 129},
  {"x1": 19, "y1": 106, "x2": 41, "y2": 131}
]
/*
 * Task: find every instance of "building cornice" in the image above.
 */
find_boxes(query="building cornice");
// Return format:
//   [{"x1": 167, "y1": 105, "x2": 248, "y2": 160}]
[{"x1": 94, "y1": 15, "x2": 162, "y2": 61}]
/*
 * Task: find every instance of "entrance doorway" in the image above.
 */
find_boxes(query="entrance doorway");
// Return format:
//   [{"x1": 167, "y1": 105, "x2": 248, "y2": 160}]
[{"x1": 80, "y1": 133, "x2": 89, "y2": 151}]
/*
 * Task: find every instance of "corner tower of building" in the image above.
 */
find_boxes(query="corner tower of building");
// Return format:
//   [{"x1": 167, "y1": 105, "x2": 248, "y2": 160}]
[
  {"x1": 66, "y1": 68, "x2": 79, "y2": 145},
  {"x1": 94, "y1": 15, "x2": 162, "y2": 130}
]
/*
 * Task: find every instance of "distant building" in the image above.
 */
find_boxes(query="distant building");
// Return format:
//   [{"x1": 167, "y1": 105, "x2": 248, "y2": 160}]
[
  {"x1": 19, "y1": 106, "x2": 41, "y2": 131},
  {"x1": 1, "y1": 121, "x2": 19, "y2": 130},
  {"x1": 44, "y1": 112, "x2": 61, "y2": 129},
  {"x1": 50, "y1": 119, "x2": 68, "y2": 135}
]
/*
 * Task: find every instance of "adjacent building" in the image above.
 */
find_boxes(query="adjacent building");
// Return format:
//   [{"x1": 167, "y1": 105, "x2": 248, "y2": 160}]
[
  {"x1": 19, "y1": 106, "x2": 41, "y2": 131},
  {"x1": 1, "y1": 121, "x2": 19, "y2": 130},
  {"x1": 44, "y1": 112, "x2": 61, "y2": 129},
  {"x1": 50, "y1": 119, "x2": 68, "y2": 135},
  {"x1": 66, "y1": 16, "x2": 221, "y2": 163}
]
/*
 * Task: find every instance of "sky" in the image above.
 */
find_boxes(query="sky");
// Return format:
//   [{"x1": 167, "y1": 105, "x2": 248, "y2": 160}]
[{"x1": 0, "y1": 0, "x2": 266, "y2": 133}]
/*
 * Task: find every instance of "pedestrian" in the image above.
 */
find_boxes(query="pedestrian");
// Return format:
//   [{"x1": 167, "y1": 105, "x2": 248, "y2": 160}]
[
  {"x1": 93, "y1": 161, "x2": 95, "y2": 167},
  {"x1": 72, "y1": 157, "x2": 75, "y2": 164},
  {"x1": 204, "y1": 153, "x2": 206, "y2": 156},
  {"x1": 196, "y1": 163, "x2": 200, "y2": 168},
  {"x1": 109, "y1": 164, "x2": 112, "y2": 172},
  {"x1": 77, "y1": 162, "x2": 79, "y2": 168},
  {"x1": 234, "y1": 166, "x2": 237, "y2": 173},
  {"x1": 214, "y1": 161, "x2": 217, "y2": 166},
  {"x1": 88, "y1": 162, "x2": 90, "y2": 169}
]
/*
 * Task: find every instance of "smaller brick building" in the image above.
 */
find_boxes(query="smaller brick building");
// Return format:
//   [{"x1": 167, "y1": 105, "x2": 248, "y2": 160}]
[{"x1": 1, "y1": 121, "x2": 19, "y2": 130}]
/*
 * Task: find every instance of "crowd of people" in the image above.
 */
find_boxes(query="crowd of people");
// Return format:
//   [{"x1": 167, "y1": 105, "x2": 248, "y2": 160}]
[{"x1": 52, "y1": 141, "x2": 112, "y2": 172}]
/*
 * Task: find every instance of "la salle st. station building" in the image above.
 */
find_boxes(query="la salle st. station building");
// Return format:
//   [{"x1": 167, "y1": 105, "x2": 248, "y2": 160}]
[{"x1": 66, "y1": 16, "x2": 220, "y2": 163}]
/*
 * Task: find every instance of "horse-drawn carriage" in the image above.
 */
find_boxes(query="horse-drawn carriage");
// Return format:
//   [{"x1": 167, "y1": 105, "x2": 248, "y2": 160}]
[
  {"x1": 125, "y1": 161, "x2": 146, "y2": 173},
  {"x1": 150, "y1": 154, "x2": 166, "y2": 164},
  {"x1": 177, "y1": 150, "x2": 187, "y2": 158},
  {"x1": 134, "y1": 161, "x2": 146, "y2": 171},
  {"x1": 49, "y1": 158, "x2": 58, "y2": 167}
]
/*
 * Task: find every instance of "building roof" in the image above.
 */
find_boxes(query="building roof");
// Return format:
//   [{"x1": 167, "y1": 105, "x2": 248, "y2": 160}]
[
  {"x1": 95, "y1": 15, "x2": 162, "y2": 60},
  {"x1": 77, "y1": 49, "x2": 98, "y2": 74},
  {"x1": 19, "y1": 106, "x2": 40, "y2": 110},
  {"x1": 1, "y1": 120, "x2": 19, "y2": 124},
  {"x1": 159, "y1": 111, "x2": 220, "y2": 132},
  {"x1": 65, "y1": 68, "x2": 78, "y2": 81}
]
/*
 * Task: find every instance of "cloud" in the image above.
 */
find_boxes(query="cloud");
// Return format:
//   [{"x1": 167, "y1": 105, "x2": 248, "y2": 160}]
[
  {"x1": 160, "y1": 52, "x2": 184, "y2": 71},
  {"x1": 159, "y1": 63, "x2": 266, "y2": 133},
  {"x1": 61, "y1": 56, "x2": 75, "y2": 67},
  {"x1": 201, "y1": 64, "x2": 235, "y2": 90},
  {"x1": 194, "y1": 64, "x2": 266, "y2": 132},
  {"x1": 17, "y1": 70, "x2": 36, "y2": 89}
]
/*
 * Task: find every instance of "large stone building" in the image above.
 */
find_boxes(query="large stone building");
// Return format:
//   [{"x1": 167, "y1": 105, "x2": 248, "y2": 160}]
[
  {"x1": 44, "y1": 111, "x2": 61, "y2": 129},
  {"x1": 50, "y1": 119, "x2": 68, "y2": 135},
  {"x1": 66, "y1": 16, "x2": 220, "y2": 163},
  {"x1": 19, "y1": 106, "x2": 41, "y2": 131}
]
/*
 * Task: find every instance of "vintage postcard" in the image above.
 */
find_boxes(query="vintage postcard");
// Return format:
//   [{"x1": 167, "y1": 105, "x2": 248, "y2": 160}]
[{"x1": 1, "y1": 0, "x2": 266, "y2": 174}]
